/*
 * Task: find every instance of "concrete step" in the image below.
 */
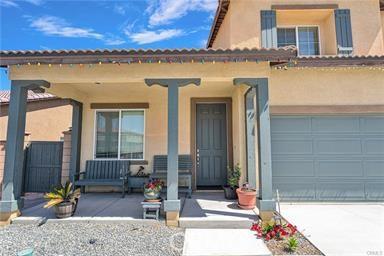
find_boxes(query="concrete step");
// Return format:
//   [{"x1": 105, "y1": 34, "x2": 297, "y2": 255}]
[
  {"x1": 179, "y1": 218, "x2": 254, "y2": 229},
  {"x1": 182, "y1": 229, "x2": 271, "y2": 256}
]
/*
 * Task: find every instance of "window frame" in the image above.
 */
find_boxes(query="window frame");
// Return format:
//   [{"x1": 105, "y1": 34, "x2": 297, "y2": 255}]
[
  {"x1": 277, "y1": 25, "x2": 321, "y2": 56},
  {"x1": 93, "y1": 109, "x2": 146, "y2": 161}
]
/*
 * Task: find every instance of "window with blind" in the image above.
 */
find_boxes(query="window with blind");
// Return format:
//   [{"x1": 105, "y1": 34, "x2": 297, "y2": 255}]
[
  {"x1": 95, "y1": 110, "x2": 145, "y2": 160},
  {"x1": 277, "y1": 26, "x2": 320, "y2": 56}
]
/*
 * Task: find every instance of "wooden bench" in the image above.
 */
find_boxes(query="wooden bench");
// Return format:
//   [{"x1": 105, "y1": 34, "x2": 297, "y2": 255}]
[
  {"x1": 150, "y1": 155, "x2": 193, "y2": 198},
  {"x1": 73, "y1": 160, "x2": 131, "y2": 197}
]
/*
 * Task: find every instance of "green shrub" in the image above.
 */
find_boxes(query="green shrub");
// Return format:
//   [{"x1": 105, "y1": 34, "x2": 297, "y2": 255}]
[
  {"x1": 227, "y1": 164, "x2": 241, "y2": 188},
  {"x1": 285, "y1": 236, "x2": 299, "y2": 252}
]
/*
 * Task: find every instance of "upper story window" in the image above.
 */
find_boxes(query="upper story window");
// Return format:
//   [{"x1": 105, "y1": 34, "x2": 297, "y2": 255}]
[
  {"x1": 277, "y1": 26, "x2": 320, "y2": 56},
  {"x1": 95, "y1": 110, "x2": 145, "y2": 160}
]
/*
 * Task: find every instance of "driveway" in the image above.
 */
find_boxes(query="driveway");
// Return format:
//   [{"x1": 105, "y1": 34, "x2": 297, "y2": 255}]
[{"x1": 280, "y1": 203, "x2": 384, "y2": 256}]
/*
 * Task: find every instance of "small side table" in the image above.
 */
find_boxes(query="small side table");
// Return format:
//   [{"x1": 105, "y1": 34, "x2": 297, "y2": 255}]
[{"x1": 141, "y1": 201, "x2": 162, "y2": 220}]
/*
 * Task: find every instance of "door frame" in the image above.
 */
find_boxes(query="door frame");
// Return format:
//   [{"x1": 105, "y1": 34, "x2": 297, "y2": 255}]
[{"x1": 191, "y1": 98, "x2": 233, "y2": 190}]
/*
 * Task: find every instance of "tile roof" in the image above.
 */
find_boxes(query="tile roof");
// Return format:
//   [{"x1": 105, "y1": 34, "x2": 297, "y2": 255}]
[
  {"x1": 0, "y1": 90, "x2": 57, "y2": 104},
  {"x1": 294, "y1": 55, "x2": 384, "y2": 67},
  {"x1": 207, "y1": 0, "x2": 230, "y2": 48},
  {"x1": 0, "y1": 47, "x2": 297, "y2": 67}
]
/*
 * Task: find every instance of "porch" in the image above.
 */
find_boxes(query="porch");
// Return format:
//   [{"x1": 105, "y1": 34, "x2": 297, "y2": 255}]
[
  {"x1": 14, "y1": 192, "x2": 258, "y2": 228},
  {"x1": 0, "y1": 49, "x2": 290, "y2": 225}
]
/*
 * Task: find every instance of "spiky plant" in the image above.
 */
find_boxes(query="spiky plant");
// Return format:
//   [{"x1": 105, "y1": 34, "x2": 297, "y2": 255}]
[
  {"x1": 44, "y1": 181, "x2": 80, "y2": 208},
  {"x1": 285, "y1": 236, "x2": 299, "y2": 252}
]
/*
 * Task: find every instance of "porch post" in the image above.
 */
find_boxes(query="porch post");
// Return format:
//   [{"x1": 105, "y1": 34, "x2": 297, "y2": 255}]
[
  {"x1": 145, "y1": 78, "x2": 200, "y2": 226},
  {"x1": 233, "y1": 78, "x2": 276, "y2": 221},
  {"x1": 69, "y1": 100, "x2": 82, "y2": 183},
  {"x1": 0, "y1": 80, "x2": 50, "y2": 224}
]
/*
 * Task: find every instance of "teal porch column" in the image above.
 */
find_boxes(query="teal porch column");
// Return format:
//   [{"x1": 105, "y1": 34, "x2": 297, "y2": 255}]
[
  {"x1": 145, "y1": 78, "x2": 200, "y2": 226},
  {"x1": 233, "y1": 78, "x2": 275, "y2": 220},
  {"x1": 0, "y1": 80, "x2": 50, "y2": 222},
  {"x1": 69, "y1": 101, "x2": 83, "y2": 183}
]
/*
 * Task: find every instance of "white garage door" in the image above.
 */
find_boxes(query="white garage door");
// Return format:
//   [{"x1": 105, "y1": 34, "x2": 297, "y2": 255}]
[{"x1": 271, "y1": 116, "x2": 384, "y2": 201}]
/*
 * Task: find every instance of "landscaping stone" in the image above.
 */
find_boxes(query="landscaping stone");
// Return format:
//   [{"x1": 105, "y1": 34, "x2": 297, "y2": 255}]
[{"x1": 0, "y1": 222, "x2": 184, "y2": 256}]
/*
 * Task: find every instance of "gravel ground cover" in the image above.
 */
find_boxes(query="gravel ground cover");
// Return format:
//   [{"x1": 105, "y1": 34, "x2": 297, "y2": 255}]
[
  {"x1": 0, "y1": 222, "x2": 184, "y2": 256},
  {"x1": 265, "y1": 234, "x2": 323, "y2": 255}
]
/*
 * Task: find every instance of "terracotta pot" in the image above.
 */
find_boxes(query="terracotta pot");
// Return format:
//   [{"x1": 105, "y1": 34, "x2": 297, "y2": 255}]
[
  {"x1": 236, "y1": 188, "x2": 257, "y2": 209},
  {"x1": 54, "y1": 202, "x2": 73, "y2": 219}
]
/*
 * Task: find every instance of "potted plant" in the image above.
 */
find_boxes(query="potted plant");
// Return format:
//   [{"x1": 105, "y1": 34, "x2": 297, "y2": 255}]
[
  {"x1": 143, "y1": 179, "x2": 163, "y2": 201},
  {"x1": 223, "y1": 164, "x2": 241, "y2": 199},
  {"x1": 236, "y1": 182, "x2": 257, "y2": 209},
  {"x1": 44, "y1": 181, "x2": 80, "y2": 219}
]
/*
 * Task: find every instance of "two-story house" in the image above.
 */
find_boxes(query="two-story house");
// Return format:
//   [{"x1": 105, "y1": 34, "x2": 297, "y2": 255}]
[{"x1": 1, "y1": 0, "x2": 383, "y2": 225}]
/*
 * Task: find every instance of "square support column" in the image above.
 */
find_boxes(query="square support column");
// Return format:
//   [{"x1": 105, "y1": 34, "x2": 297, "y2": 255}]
[
  {"x1": 69, "y1": 101, "x2": 83, "y2": 183},
  {"x1": 0, "y1": 80, "x2": 49, "y2": 223},
  {"x1": 234, "y1": 78, "x2": 275, "y2": 221},
  {"x1": 145, "y1": 78, "x2": 200, "y2": 226}
]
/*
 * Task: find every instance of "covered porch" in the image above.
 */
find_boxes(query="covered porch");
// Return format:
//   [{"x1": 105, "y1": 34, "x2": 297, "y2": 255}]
[
  {"x1": 15, "y1": 192, "x2": 258, "y2": 229},
  {"x1": 0, "y1": 48, "x2": 295, "y2": 225}
]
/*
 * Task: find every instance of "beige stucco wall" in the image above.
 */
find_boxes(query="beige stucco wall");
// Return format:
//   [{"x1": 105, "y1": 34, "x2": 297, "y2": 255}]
[
  {"x1": 213, "y1": 0, "x2": 384, "y2": 56},
  {"x1": 269, "y1": 68, "x2": 384, "y2": 106},
  {"x1": 0, "y1": 99, "x2": 72, "y2": 141}
]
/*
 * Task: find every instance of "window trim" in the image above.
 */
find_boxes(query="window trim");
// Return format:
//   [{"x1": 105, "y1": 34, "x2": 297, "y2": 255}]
[
  {"x1": 277, "y1": 25, "x2": 321, "y2": 56},
  {"x1": 93, "y1": 109, "x2": 146, "y2": 161}
]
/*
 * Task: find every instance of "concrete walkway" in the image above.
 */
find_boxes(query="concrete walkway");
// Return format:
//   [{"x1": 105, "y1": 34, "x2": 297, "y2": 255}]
[
  {"x1": 180, "y1": 192, "x2": 258, "y2": 228},
  {"x1": 280, "y1": 203, "x2": 384, "y2": 256},
  {"x1": 182, "y1": 229, "x2": 271, "y2": 256}
]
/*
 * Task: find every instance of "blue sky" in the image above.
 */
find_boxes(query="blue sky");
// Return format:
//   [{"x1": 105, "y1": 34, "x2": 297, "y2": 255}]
[{"x1": 0, "y1": 0, "x2": 217, "y2": 89}]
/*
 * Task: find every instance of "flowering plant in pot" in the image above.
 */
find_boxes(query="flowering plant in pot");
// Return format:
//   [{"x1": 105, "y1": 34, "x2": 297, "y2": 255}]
[
  {"x1": 43, "y1": 181, "x2": 80, "y2": 219},
  {"x1": 236, "y1": 182, "x2": 257, "y2": 209},
  {"x1": 144, "y1": 179, "x2": 164, "y2": 201},
  {"x1": 223, "y1": 164, "x2": 241, "y2": 199}
]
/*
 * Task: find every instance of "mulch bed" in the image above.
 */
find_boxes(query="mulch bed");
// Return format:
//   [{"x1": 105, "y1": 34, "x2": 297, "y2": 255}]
[
  {"x1": 252, "y1": 213, "x2": 324, "y2": 255},
  {"x1": 265, "y1": 232, "x2": 323, "y2": 255}
]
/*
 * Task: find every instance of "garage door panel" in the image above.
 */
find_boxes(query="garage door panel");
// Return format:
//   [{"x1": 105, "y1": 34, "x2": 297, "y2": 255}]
[
  {"x1": 364, "y1": 161, "x2": 384, "y2": 177},
  {"x1": 360, "y1": 117, "x2": 384, "y2": 133},
  {"x1": 366, "y1": 183, "x2": 384, "y2": 200},
  {"x1": 312, "y1": 117, "x2": 360, "y2": 133},
  {"x1": 272, "y1": 139, "x2": 313, "y2": 155},
  {"x1": 271, "y1": 117, "x2": 311, "y2": 133},
  {"x1": 271, "y1": 115, "x2": 384, "y2": 201},
  {"x1": 273, "y1": 183, "x2": 316, "y2": 200},
  {"x1": 317, "y1": 183, "x2": 365, "y2": 200},
  {"x1": 363, "y1": 139, "x2": 384, "y2": 155},
  {"x1": 315, "y1": 139, "x2": 362, "y2": 154},
  {"x1": 317, "y1": 160, "x2": 363, "y2": 177},
  {"x1": 272, "y1": 160, "x2": 315, "y2": 177}
]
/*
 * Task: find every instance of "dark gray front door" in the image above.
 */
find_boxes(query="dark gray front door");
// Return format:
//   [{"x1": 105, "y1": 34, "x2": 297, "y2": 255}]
[
  {"x1": 24, "y1": 141, "x2": 63, "y2": 192},
  {"x1": 196, "y1": 104, "x2": 227, "y2": 187}
]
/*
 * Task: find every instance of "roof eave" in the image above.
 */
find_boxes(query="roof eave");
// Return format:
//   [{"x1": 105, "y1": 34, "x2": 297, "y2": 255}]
[
  {"x1": 206, "y1": 0, "x2": 230, "y2": 48},
  {"x1": 0, "y1": 47, "x2": 297, "y2": 67}
]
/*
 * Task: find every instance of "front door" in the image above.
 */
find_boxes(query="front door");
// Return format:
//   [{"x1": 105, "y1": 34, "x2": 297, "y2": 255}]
[{"x1": 196, "y1": 104, "x2": 227, "y2": 187}]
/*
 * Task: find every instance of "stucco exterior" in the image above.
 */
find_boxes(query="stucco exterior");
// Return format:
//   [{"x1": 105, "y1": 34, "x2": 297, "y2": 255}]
[
  {"x1": 0, "y1": 99, "x2": 72, "y2": 141},
  {"x1": 212, "y1": 0, "x2": 384, "y2": 56}
]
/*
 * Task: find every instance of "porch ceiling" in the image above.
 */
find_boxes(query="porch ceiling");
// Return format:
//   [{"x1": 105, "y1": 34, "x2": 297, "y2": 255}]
[
  {"x1": 46, "y1": 79, "x2": 237, "y2": 101},
  {"x1": 8, "y1": 61, "x2": 271, "y2": 84}
]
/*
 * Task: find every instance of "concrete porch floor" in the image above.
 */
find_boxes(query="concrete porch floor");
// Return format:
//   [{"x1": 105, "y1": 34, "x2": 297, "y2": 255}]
[
  {"x1": 180, "y1": 192, "x2": 258, "y2": 229},
  {"x1": 13, "y1": 192, "x2": 258, "y2": 228}
]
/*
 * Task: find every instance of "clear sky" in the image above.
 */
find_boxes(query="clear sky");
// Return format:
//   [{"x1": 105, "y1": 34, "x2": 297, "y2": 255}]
[{"x1": 0, "y1": 0, "x2": 217, "y2": 89}]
